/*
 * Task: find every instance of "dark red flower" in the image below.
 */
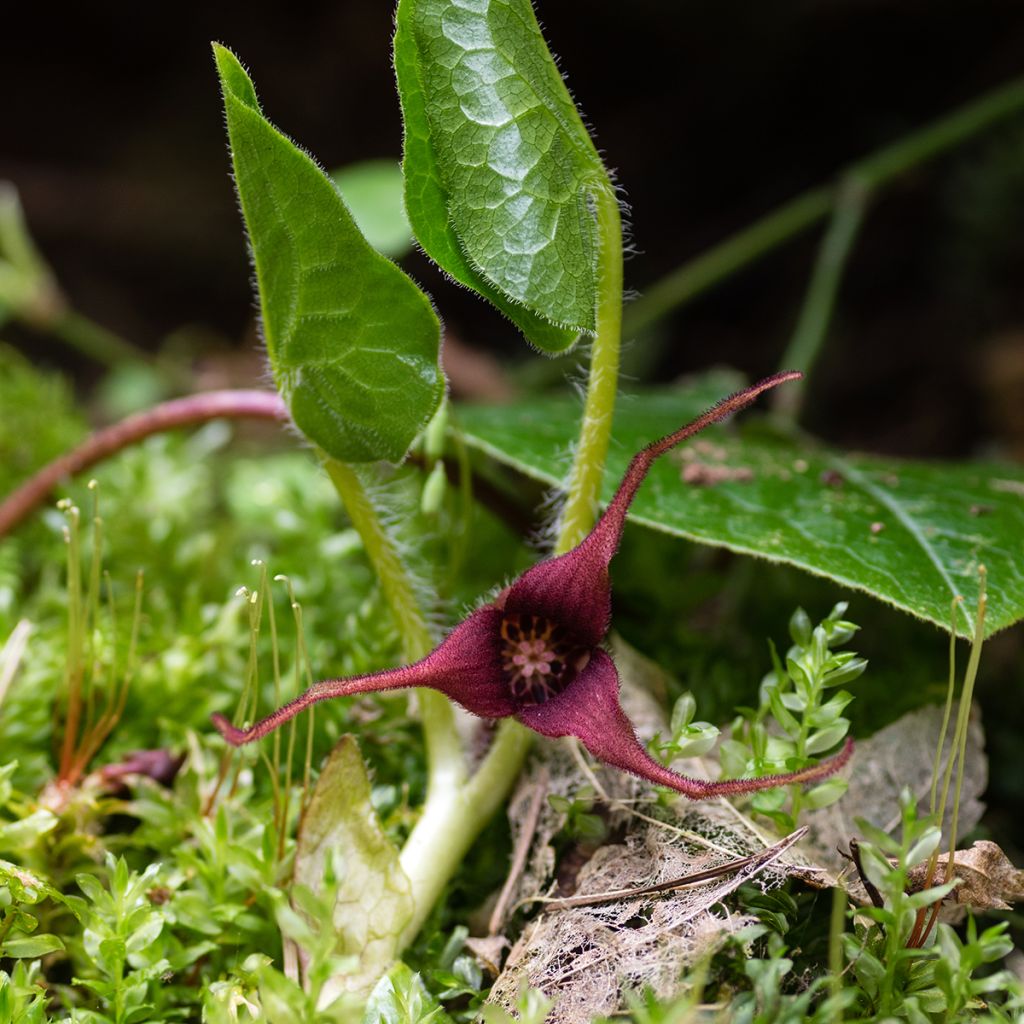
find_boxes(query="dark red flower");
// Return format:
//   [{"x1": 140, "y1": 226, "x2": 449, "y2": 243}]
[{"x1": 213, "y1": 372, "x2": 852, "y2": 798}]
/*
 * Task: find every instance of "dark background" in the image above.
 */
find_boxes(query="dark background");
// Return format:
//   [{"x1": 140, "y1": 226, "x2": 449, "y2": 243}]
[{"x1": 3, "y1": 1, "x2": 1024, "y2": 456}]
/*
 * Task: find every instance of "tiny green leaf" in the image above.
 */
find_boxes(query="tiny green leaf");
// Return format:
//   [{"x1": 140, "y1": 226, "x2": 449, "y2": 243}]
[
  {"x1": 456, "y1": 373, "x2": 1024, "y2": 637},
  {"x1": 803, "y1": 777, "x2": 848, "y2": 810},
  {"x1": 766, "y1": 684, "x2": 801, "y2": 736},
  {"x1": 365, "y1": 961, "x2": 452, "y2": 1024},
  {"x1": 906, "y1": 881, "x2": 959, "y2": 910},
  {"x1": 788, "y1": 606, "x2": 813, "y2": 647},
  {"x1": 394, "y1": 0, "x2": 609, "y2": 349},
  {"x1": 805, "y1": 721, "x2": 849, "y2": 755},
  {"x1": 215, "y1": 45, "x2": 444, "y2": 462},
  {"x1": 0, "y1": 934, "x2": 64, "y2": 959},
  {"x1": 906, "y1": 827, "x2": 942, "y2": 868},
  {"x1": 0, "y1": 810, "x2": 57, "y2": 853}
]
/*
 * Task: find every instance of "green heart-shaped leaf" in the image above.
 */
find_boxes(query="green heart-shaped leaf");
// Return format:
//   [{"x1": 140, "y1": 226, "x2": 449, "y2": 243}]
[
  {"x1": 395, "y1": 0, "x2": 610, "y2": 350},
  {"x1": 216, "y1": 46, "x2": 443, "y2": 463}
]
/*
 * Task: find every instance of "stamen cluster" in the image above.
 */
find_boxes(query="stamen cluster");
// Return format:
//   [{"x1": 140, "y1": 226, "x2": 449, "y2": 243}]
[{"x1": 500, "y1": 613, "x2": 588, "y2": 705}]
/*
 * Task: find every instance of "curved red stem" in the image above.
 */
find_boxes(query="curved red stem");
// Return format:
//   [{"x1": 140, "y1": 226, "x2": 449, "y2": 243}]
[{"x1": 0, "y1": 389, "x2": 289, "y2": 537}]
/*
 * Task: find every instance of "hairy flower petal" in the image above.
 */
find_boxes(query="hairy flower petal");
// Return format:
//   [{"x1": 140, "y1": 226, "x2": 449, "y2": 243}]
[
  {"x1": 504, "y1": 371, "x2": 801, "y2": 644},
  {"x1": 211, "y1": 372, "x2": 854, "y2": 803},
  {"x1": 502, "y1": 551, "x2": 611, "y2": 648},
  {"x1": 212, "y1": 606, "x2": 515, "y2": 745},
  {"x1": 517, "y1": 648, "x2": 853, "y2": 798}
]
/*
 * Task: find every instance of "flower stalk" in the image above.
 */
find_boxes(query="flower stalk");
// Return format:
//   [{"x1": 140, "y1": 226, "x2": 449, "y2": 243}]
[{"x1": 322, "y1": 458, "x2": 465, "y2": 796}]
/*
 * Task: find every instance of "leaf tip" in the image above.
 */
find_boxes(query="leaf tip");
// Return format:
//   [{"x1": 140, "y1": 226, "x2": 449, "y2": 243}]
[{"x1": 212, "y1": 43, "x2": 259, "y2": 113}]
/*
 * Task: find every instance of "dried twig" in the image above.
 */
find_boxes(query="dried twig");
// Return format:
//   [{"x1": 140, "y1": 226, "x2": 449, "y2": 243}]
[
  {"x1": 531, "y1": 826, "x2": 807, "y2": 912},
  {"x1": 490, "y1": 765, "x2": 550, "y2": 935}
]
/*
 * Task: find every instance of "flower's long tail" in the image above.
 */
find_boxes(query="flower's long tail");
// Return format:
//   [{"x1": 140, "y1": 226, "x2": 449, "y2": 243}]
[
  {"x1": 583, "y1": 370, "x2": 801, "y2": 566},
  {"x1": 211, "y1": 606, "x2": 516, "y2": 745},
  {"x1": 519, "y1": 646, "x2": 853, "y2": 802},
  {"x1": 646, "y1": 736, "x2": 855, "y2": 800},
  {"x1": 211, "y1": 664, "x2": 429, "y2": 746}
]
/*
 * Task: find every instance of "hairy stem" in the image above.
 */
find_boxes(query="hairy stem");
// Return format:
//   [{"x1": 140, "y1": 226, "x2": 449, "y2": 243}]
[
  {"x1": 0, "y1": 389, "x2": 288, "y2": 537},
  {"x1": 396, "y1": 184, "x2": 625, "y2": 945},
  {"x1": 322, "y1": 458, "x2": 465, "y2": 796},
  {"x1": 624, "y1": 75, "x2": 1024, "y2": 335},
  {"x1": 556, "y1": 187, "x2": 624, "y2": 552},
  {"x1": 397, "y1": 722, "x2": 534, "y2": 949}
]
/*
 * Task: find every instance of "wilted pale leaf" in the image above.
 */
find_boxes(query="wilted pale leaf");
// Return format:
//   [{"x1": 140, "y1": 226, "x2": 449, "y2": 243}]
[{"x1": 293, "y1": 736, "x2": 414, "y2": 999}]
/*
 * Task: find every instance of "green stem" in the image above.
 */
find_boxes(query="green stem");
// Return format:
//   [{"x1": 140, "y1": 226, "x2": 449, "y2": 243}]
[
  {"x1": 557, "y1": 187, "x2": 624, "y2": 551},
  {"x1": 46, "y1": 309, "x2": 192, "y2": 391},
  {"x1": 626, "y1": 187, "x2": 832, "y2": 337},
  {"x1": 931, "y1": 572, "x2": 986, "y2": 893},
  {"x1": 773, "y1": 177, "x2": 870, "y2": 422},
  {"x1": 396, "y1": 183, "x2": 624, "y2": 946},
  {"x1": 827, "y1": 886, "x2": 846, "y2": 1008},
  {"x1": 322, "y1": 458, "x2": 465, "y2": 796},
  {"x1": 397, "y1": 720, "x2": 533, "y2": 949},
  {"x1": 946, "y1": 570, "x2": 987, "y2": 869},
  {"x1": 929, "y1": 597, "x2": 963, "y2": 819},
  {"x1": 624, "y1": 75, "x2": 1024, "y2": 336}
]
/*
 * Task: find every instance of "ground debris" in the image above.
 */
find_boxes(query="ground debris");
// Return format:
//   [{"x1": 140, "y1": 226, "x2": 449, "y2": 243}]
[
  {"x1": 908, "y1": 840, "x2": 1024, "y2": 912},
  {"x1": 485, "y1": 647, "x2": 810, "y2": 1023}
]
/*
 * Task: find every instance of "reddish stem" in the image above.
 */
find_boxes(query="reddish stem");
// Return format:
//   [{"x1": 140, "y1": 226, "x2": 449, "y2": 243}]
[{"x1": 0, "y1": 390, "x2": 289, "y2": 537}]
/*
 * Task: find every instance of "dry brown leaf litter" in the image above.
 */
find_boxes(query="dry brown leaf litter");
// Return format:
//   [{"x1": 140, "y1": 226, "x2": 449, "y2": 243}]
[
  {"x1": 483, "y1": 668, "x2": 1001, "y2": 1021},
  {"x1": 801, "y1": 702, "x2": 986, "y2": 879},
  {"x1": 485, "y1": 641, "x2": 810, "y2": 1023},
  {"x1": 907, "y1": 840, "x2": 1024, "y2": 912}
]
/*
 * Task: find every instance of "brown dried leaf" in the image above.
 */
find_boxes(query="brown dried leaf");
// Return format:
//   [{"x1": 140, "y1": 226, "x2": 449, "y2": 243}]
[
  {"x1": 908, "y1": 840, "x2": 1024, "y2": 911},
  {"x1": 465, "y1": 935, "x2": 510, "y2": 977},
  {"x1": 487, "y1": 801, "x2": 795, "y2": 1024},
  {"x1": 802, "y1": 702, "x2": 986, "y2": 874}
]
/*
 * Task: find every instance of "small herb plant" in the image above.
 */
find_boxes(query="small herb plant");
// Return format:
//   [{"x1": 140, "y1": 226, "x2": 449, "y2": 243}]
[
  {"x1": 1, "y1": 1, "x2": 1024, "y2": 1021},
  {"x1": 724, "y1": 603, "x2": 866, "y2": 833}
]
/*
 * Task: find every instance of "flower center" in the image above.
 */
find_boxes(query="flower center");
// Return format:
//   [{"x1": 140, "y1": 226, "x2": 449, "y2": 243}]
[{"x1": 499, "y1": 613, "x2": 589, "y2": 706}]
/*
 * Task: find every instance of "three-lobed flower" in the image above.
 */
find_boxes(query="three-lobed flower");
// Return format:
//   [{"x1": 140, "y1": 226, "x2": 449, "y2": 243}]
[{"x1": 213, "y1": 372, "x2": 852, "y2": 798}]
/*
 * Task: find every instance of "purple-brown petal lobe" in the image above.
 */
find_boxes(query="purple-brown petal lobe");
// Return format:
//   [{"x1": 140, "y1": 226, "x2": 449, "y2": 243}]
[
  {"x1": 502, "y1": 552, "x2": 610, "y2": 648},
  {"x1": 515, "y1": 647, "x2": 853, "y2": 800},
  {"x1": 505, "y1": 373, "x2": 800, "y2": 643},
  {"x1": 212, "y1": 605, "x2": 515, "y2": 746}
]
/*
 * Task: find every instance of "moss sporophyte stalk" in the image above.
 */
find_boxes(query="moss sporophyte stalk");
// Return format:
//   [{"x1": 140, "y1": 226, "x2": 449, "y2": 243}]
[{"x1": 213, "y1": 372, "x2": 853, "y2": 799}]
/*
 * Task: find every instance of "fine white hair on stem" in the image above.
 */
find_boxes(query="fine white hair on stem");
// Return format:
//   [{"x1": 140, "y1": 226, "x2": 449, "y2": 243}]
[{"x1": 354, "y1": 463, "x2": 448, "y2": 639}]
